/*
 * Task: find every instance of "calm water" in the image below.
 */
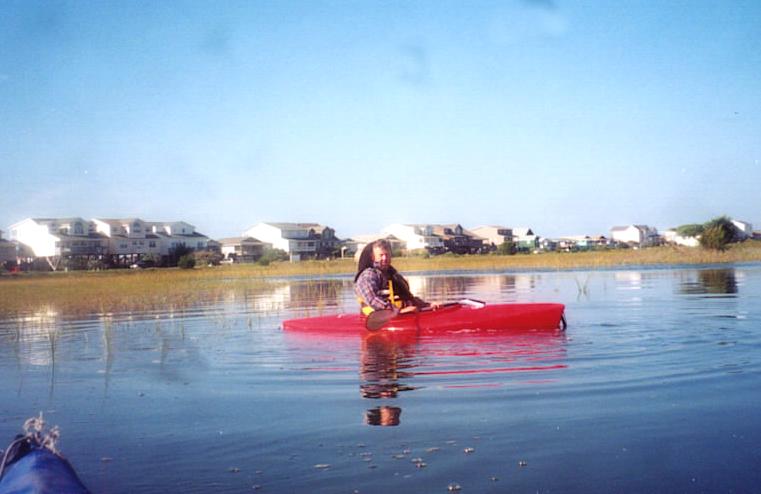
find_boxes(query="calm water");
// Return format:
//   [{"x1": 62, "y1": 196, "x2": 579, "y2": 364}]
[{"x1": 1, "y1": 265, "x2": 761, "y2": 493}]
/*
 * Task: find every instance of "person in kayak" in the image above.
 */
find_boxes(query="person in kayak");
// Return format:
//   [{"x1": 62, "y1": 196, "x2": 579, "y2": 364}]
[{"x1": 354, "y1": 240, "x2": 437, "y2": 315}]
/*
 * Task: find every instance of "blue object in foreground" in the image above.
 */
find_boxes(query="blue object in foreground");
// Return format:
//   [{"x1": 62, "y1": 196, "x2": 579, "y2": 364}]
[{"x1": 0, "y1": 416, "x2": 89, "y2": 494}]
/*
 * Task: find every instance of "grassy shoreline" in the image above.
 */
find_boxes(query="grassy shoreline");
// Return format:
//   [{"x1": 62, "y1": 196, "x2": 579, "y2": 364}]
[{"x1": 2, "y1": 241, "x2": 760, "y2": 316}]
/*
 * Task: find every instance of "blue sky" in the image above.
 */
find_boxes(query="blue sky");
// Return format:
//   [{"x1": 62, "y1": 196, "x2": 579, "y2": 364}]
[{"x1": 2, "y1": 1, "x2": 760, "y2": 239}]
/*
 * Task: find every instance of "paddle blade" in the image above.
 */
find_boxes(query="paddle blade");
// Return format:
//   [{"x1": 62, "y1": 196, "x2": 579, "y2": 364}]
[{"x1": 365, "y1": 308, "x2": 399, "y2": 331}]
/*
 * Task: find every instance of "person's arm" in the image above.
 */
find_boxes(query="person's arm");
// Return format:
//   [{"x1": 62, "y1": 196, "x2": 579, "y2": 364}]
[{"x1": 355, "y1": 270, "x2": 392, "y2": 310}]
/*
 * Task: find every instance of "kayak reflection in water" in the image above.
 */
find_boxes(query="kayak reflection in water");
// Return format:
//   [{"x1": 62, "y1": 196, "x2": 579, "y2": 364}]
[
  {"x1": 360, "y1": 334, "x2": 418, "y2": 426},
  {"x1": 354, "y1": 239, "x2": 439, "y2": 316}
]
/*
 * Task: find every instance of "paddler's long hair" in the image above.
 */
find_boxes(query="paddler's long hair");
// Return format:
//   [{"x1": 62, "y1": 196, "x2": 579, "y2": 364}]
[{"x1": 354, "y1": 240, "x2": 414, "y2": 301}]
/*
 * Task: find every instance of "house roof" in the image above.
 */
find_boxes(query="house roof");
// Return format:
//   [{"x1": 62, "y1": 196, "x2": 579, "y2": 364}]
[
  {"x1": 264, "y1": 222, "x2": 332, "y2": 232},
  {"x1": 512, "y1": 227, "x2": 535, "y2": 236},
  {"x1": 471, "y1": 225, "x2": 511, "y2": 231},
  {"x1": 348, "y1": 233, "x2": 402, "y2": 243},
  {"x1": 32, "y1": 217, "x2": 88, "y2": 224},
  {"x1": 611, "y1": 225, "x2": 650, "y2": 232},
  {"x1": 218, "y1": 236, "x2": 265, "y2": 245},
  {"x1": 95, "y1": 218, "x2": 144, "y2": 224}
]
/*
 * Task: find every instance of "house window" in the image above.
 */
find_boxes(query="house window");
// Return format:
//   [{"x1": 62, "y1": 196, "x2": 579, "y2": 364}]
[
  {"x1": 149, "y1": 241, "x2": 156, "y2": 248},
  {"x1": 74, "y1": 223, "x2": 84, "y2": 235}
]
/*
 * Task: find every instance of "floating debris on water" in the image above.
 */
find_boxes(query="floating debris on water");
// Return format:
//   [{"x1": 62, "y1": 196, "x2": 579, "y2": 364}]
[
  {"x1": 411, "y1": 457, "x2": 424, "y2": 464},
  {"x1": 228, "y1": 467, "x2": 240, "y2": 473},
  {"x1": 252, "y1": 484, "x2": 262, "y2": 490},
  {"x1": 314, "y1": 464, "x2": 331, "y2": 469},
  {"x1": 392, "y1": 454, "x2": 407, "y2": 460},
  {"x1": 416, "y1": 462, "x2": 427, "y2": 469},
  {"x1": 489, "y1": 476, "x2": 499, "y2": 482},
  {"x1": 426, "y1": 447, "x2": 440, "y2": 453},
  {"x1": 463, "y1": 447, "x2": 475, "y2": 454},
  {"x1": 447, "y1": 483, "x2": 462, "y2": 491},
  {"x1": 518, "y1": 460, "x2": 528, "y2": 467}
]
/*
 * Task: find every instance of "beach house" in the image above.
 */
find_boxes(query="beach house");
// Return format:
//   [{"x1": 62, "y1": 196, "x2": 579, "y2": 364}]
[
  {"x1": 243, "y1": 222, "x2": 338, "y2": 261},
  {"x1": 218, "y1": 237, "x2": 268, "y2": 263},
  {"x1": 610, "y1": 225, "x2": 659, "y2": 247},
  {"x1": 382, "y1": 224, "x2": 445, "y2": 254},
  {"x1": 430, "y1": 224, "x2": 485, "y2": 254},
  {"x1": 9, "y1": 218, "x2": 108, "y2": 269},
  {"x1": 470, "y1": 226, "x2": 514, "y2": 251}
]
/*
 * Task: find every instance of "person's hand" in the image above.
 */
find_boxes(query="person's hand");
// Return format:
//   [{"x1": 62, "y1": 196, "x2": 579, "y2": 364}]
[{"x1": 429, "y1": 302, "x2": 441, "y2": 310}]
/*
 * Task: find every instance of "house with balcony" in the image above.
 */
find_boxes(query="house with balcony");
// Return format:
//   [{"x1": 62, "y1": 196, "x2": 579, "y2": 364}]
[
  {"x1": 93, "y1": 218, "x2": 162, "y2": 265},
  {"x1": 147, "y1": 221, "x2": 211, "y2": 255},
  {"x1": 243, "y1": 222, "x2": 338, "y2": 261},
  {"x1": 382, "y1": 224, "x2": 445, "y2": 254},
  {"x1": 218, "y1": 237, "x2": 268, "y2": 263},
  {"x1": 610, "y1": 225, "x2": 659, "y2": 247},
  {"x1": 430, "y1": 224, "x2": 485, "y2": 254},
  {"x1": 470, "y1": 226, "x2": 514, "y2": 251},
  {"x1": 512, "y1": 227, "x2": 539, "y2": 252},
  {"x1": 342, "y1": 233, "x2": 406, "y2": 259},
  {"x1": 94, "y1": 218, "x2": 211, "y2": 266},
  {"x1": 9, "y1": 218, "x2": 108, "y2": 270},
  {"x1": 558, "y1": 235, "x2": 610, "y2": 251}
]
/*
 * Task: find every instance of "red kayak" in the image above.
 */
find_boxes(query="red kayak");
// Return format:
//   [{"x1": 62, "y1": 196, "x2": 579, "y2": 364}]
[{"x1": 282, "y1": 300, "x2": 566, "y2": 334}]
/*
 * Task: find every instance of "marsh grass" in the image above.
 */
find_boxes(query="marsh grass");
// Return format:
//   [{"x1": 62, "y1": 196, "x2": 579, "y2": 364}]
[
  {"x1": 0, "y1": 267, "x2": 279, "y2": 316},
  {"x1": 2, "y1": 241, "x2": 760, "y2": 317}
]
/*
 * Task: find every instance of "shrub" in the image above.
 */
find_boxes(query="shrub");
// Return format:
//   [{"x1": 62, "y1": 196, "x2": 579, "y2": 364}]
[
  {"x1": 177, "y1": 254, "x2": 196, "y2": 269},
  {"x1": 167, "y1": 243, "x2": 193, "y2": 267},
  {"x1": 699, "y1": 216, "x2": 738, "y2": 251},
  {"x1": 496, "y1": 241, "x2": 516, "y2": 255},
  {"x1": 258, "y1": 248, "x2": 289, "y2": 266},
  {"x1": 194, "y1": 250, "x2": 224, "y2": 266}
]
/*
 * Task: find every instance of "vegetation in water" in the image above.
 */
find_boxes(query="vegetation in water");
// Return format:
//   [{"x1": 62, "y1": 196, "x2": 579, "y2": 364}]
[{"x1": 2, "y1": 240, "x2": 761, "y2": 317}]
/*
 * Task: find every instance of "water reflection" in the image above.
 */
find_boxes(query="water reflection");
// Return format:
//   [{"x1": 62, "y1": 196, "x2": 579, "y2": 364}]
[
  {"x1": 360, "y1": 334, "x2": 418, "y2": 427},
  {"x1": 408, "y1": 273, "x2": 543, "y2": 302},
  {"x1": 364, "y1": 406, "x2": 402, "y2": 426},
  {"x1": 356, "y1": 329, "x2": 567, "y2": 427},
  {"x1": 252, "y1": 280, "x2": 349, "y2": 313},
  {"x1": 678, "y1": 268, "x2": 738, "y2": 296}
]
